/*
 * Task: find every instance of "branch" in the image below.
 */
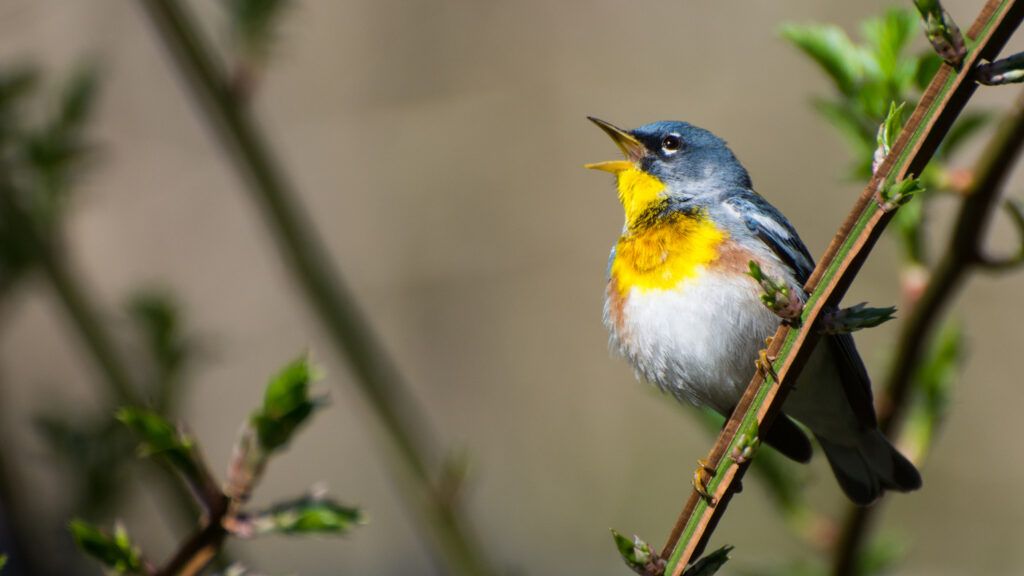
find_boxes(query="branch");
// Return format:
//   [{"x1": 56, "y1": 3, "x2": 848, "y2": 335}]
[
  {"x1": 831, "y1": 85, "x2": 1024, "y2": 576},
  {"x1": 658, "y1": 2, "x2": 1024, "y2": 573},
  {"x1": 134, "y1": 2, "x2": 493, "y2": 574},
  {"x1": 0, "y1": 182, "x2": 208, "y2": 552}
]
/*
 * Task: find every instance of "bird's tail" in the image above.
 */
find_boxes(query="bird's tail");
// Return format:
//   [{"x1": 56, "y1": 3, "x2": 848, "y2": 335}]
[{"x1": 817, "y1": 430, "x2": 922, "y2": 505}]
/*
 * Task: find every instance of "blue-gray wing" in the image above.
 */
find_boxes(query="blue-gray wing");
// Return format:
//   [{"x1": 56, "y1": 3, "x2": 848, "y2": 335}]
[
  {"x1": 723, "y1": 192, "x2": 815, "y2": 284},
  {"x1": 725, "y1": 191, "x2": 878, "y2": 428}
]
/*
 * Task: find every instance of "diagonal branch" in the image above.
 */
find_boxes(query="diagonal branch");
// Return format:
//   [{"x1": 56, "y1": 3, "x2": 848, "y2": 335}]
[
  {"x1": 658, "y1": 2, "x2": 1024, "y2": 573},
  {"x1": 832, "y1": 86, "x2": 1024, "y2": 576},
  {"x1": 134, "y1": 1, "x2": 494, "y2": 574}
]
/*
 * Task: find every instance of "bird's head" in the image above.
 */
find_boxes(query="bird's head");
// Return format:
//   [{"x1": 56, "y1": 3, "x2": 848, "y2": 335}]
[{"x1": 585, "y1": 118, "x2": 751, "y2": 226}]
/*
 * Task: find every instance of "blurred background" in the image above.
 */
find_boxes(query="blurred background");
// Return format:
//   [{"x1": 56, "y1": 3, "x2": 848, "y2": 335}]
[{"x1": 1, "y1": 1, "x2": 1023, "y2": 574}]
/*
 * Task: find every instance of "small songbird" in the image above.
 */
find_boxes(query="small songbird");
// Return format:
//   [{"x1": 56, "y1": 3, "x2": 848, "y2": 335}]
[{"x1": 586, "y1": 117, "x2": 921, "y2": 504}]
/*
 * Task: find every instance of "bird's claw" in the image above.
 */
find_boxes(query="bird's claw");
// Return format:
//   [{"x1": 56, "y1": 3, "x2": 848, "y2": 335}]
[
  {"x1": 755, "y1": 337, "x2": 779, "y2": 383},
  {"x1": 692, "y1": 458, "x2": 717, "y2": 506}
]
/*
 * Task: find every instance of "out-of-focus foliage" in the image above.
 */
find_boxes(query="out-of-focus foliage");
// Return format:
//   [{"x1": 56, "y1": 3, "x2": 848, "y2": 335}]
[
  {"x1": 777, "y1": 5, "x2": 986, "y2": 576},
  {"x1": 68, "y1": 520, "x2": 143, "y2": 574},
  {"x1": 782, "y1": 8, "x2": 989, "y2": 267},
  {"x1": 117, "y1": 407, "x2": 205, "y2": 487},
  {"x1": 128, "y1": 290, "x2": 196, "y2": 413},
  {"x1": 71, "y1": 356, "x2": 361, "y2": 572},
  {"x1": 781, "y1": 9, "x2": 937, "y2": 177},
  {"x1": 252, "y1": 356, "x2": 323, "y2": 452},
  {"x1": 902, "y1": 321, "x2": 963, "y2": 462},
  {"x1": 225, "y1": 0, "x2": 291, "y2": 59},
  {"x1": 0, "y1": 65, "x2": 96, "y2": 292},
  {"x1": 237, "y1": 493, "x2": 364, "y2": 537}
]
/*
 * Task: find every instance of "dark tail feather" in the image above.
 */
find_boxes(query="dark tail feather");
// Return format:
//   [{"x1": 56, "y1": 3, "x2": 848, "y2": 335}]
[
  {"x1": 818, "y1": 431, "x2": 922, "y2": 505},
  {"x1": 763, "y1": 415, "x2": 813, "y2": 463}
]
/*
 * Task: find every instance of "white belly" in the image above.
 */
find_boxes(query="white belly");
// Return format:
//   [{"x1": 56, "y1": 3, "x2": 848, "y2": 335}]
[{"x1": 606, "y1": 270, "x2": 781, "y2": 413}]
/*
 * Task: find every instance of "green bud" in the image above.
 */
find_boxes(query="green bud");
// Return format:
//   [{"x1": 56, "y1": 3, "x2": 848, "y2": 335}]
[{"x1": 611, "y1": 530, "x2": 663, "y2": 575}]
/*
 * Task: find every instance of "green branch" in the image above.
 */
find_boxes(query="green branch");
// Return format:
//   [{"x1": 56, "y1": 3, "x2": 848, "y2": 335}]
[
  {"x1": 658, "y1": 2, "x2": 1024, "y2": 573},
  {"x1": 134, "y1": 1, "x2": 494, "y2": 574}
]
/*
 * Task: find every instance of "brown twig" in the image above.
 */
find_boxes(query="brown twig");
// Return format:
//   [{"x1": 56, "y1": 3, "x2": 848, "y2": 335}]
[
  {"x1": 659, "y1": 2, "x2": 1024, "y2": 572},
  {"x1": 831, "y1": 86, "x2": 1024, "y2": 576}
]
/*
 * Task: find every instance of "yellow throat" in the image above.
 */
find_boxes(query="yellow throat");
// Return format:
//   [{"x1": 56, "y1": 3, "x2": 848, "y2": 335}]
[{"x1": 608, "y1": 166, "x2": 726, "y2": 293}]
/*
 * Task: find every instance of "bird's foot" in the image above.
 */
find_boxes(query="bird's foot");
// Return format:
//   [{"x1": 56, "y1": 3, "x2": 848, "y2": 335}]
[
  {"x1": 755, "y1": 337, "x2": 779, "y2": 383},
  {"x1": 692, "y1": 459, "x2": 718, "y2": 506},
  {"x1": 730, "y1": 434, "x2": 761, "y2": 464}
]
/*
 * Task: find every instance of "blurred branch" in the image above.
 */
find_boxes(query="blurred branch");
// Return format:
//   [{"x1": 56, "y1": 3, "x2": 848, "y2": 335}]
[
  {"x1": 0, "y1": 66, "x2": 222, "y2": 570},
  {"x1": 658, "y1": 2, "x2": 1024, "y2": 573},
  {"x1": 831, "y1": 85, "x2": 1024, "y2": 576},
  {"x1": 74, "y1": 358, "x2": 361, "y2": 576},
  {"x1": 0, "y1": 390, "x2": 52, "y2": 575},
  {"x1": 135, "y1": 1, "x2": 494, "y2": 574}
]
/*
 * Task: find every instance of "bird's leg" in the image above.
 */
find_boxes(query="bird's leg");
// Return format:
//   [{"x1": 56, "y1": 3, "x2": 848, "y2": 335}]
[
  {"x1": 692, "y1": 458, "x2": 718, "y2": 506},
  {"x1": 755, "y1": 336, "x2": 779, "y2": 383}
]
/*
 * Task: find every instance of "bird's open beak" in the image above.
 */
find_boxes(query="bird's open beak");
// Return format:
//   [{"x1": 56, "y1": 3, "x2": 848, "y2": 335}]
[{"x1": 584, "y1": 116, "x2": 646, "y2": 173}]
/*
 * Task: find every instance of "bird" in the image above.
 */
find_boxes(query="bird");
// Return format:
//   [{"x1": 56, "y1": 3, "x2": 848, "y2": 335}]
[{"x1": 585, "y1": 117, "x2": 921, "y2": 505}]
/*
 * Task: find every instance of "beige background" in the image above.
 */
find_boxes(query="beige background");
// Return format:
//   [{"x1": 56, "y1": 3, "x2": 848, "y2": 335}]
[{"x1": 2, "y1": 1, "x2": 1024, "y2": 574}]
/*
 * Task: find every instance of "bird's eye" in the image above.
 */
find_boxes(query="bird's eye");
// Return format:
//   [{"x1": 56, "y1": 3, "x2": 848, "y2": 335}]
[{"x1": 661, "y1": 134, "x2": 682, "y2": 153}]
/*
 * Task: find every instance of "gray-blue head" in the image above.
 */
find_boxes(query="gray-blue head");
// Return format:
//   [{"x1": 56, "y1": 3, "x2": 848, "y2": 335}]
[{"x1": 586, "y1": 118, "x2": 752, "y2": 201}]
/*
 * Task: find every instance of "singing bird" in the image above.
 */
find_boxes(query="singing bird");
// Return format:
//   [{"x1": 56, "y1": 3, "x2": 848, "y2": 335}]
[{"x1": 586, "y1": 117, "x2": 920, "y2": 504}]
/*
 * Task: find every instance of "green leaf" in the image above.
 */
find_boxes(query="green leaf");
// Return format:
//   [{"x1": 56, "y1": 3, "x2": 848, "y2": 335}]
[
  {"x1": 116, "y1": 407, "x2": 201, "y2": 482},
  {"x1": 241, "y1": 494, "x2": 364, "y2": 537},
  {"x1": 810, "y1": 99, "x2": 875, "y2": 176},
  {"x1": 0, "y1": 554, "x2": 6, "y2": 573},
  {"x1": 890, "y1": 194, "x2": 926, "y2": 263},
  {"x1": 860, "y1": 8, "x2": 917, "y2": 81},
  {"x1": 780, "y1": 24, "x2": 863, "y2": 96},
  {"x1": 226, "y1": 0, "x2": 292, "y2": 59},
  {"x1": 823, "y1": 303, "x2": 897, "y2": 334},
  {"x1": 858, "y1": 533, "x2": 907, "y2": 576},
  {"x1": 914, "y1": 51, "x2": 943, "y2": 89},
  {"x1": 251, "y1": 356, "x2": 323, "y2": 452},
  {"x1": 904, "y1": 321, "x2": 963, "y2": 461},
  {"x1": 683, "y1": 545, "x2": 733, "y2": 576},
  {"x1": 68, "y1": 519, "x2": 142, "y2": 573},
  {"x1": 55, "y1": 67, "x2": 98, "y2": 135}
]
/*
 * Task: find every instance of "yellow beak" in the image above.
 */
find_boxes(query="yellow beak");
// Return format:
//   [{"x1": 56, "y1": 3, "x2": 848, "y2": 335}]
[{"x1": 584, "y1": 116, "x2": 646, "y2": 173}]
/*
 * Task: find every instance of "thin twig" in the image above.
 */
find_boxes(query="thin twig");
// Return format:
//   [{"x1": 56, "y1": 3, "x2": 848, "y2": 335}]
[
  {"x1": 659, "y1": 2, "x2": 1024, "y2": 573},
  {"x1": 134, "y1": 1, "x2": 493, "y2": 574},
  {"x1": 831, "y1": 86, "x2": 1024, "y2": 576}
]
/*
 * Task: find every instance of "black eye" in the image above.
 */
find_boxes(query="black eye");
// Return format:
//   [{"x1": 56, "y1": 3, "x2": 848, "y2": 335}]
[{"x1": 661, "y1": 134, "x2": 681, "y2": 152}]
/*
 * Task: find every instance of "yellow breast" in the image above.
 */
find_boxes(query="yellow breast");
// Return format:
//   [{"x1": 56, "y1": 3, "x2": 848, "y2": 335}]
[{"x1": 611, "y1": 210, "x2": 726, "y2": 294}]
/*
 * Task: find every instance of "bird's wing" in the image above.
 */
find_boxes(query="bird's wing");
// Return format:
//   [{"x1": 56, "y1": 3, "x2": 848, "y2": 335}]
[
  {"x1": 722, "y1": 192, "x2": 815, "y2": 284},
  {"x1": 724, "y1": 191, "x2": 878, "y2": 429}
]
